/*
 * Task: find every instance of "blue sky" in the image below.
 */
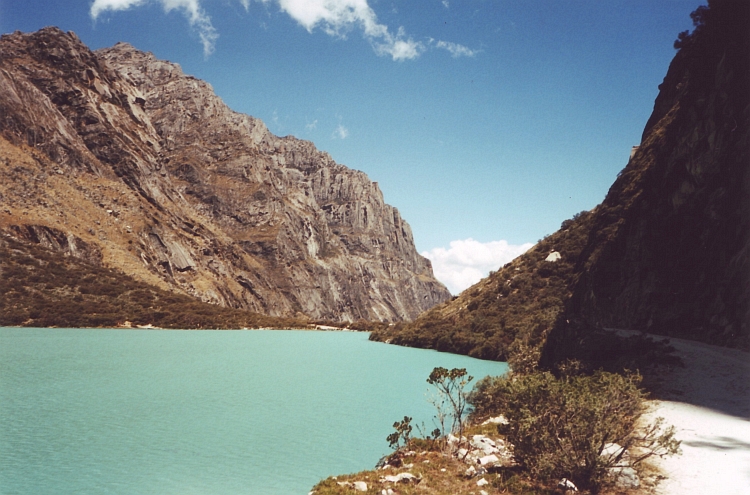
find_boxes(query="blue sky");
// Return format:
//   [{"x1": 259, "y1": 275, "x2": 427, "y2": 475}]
[{"x1": 0, "y1": 0, "x2": 699, "y2": 293}]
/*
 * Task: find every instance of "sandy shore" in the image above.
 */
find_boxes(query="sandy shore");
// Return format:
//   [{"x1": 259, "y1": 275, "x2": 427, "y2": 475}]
[{"x1": 615, "y1": 331, "x2": 750, "y2": 494}]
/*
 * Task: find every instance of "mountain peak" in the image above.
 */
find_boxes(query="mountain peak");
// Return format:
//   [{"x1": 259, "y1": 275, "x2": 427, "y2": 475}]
[{"x1": 0, "y1": 27, "x2": 451, "y2": 323}]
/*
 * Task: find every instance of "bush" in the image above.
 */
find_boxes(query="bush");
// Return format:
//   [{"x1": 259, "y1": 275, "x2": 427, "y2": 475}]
[{"x1": 469, "y1": 370, "x2": 679, "y2": 492}]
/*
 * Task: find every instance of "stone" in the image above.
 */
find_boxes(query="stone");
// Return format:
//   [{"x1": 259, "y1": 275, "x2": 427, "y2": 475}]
[
  {"x1": 600, "y1": 442, "x2": 629, "y2": 464},
  {"x1": 471, "y1": 435, "x2": 500, "y2": 456},
  {"x1": 381, "y1": 472, "x2": 419, "y2": 484},
  {"x1": 558, "y1": 478, "x2": 578, "y2": 492},
  {"x1": 477, "y1": 454, "x2": 499, "y2": 466},
  {"x1": 352, "y1": 481, "x2": 368, "y2": 492},
  {"x1": 545, "y1": 251, "x2": 561, "y2": 262},
  {"x1": 609, "y1": 466, "x2": 640, "y2": 489},
  {"x1": 482, "y1": 415, "x2": 509, "y2": 425},
  {"x1": 476, "y1": 477, "x2": 489, "y2": 486}
]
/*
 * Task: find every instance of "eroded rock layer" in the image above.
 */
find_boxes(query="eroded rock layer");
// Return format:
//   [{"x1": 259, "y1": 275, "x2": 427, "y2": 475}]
[{"x1": 0, "y1": 27, "x2": 450, "y2": 322}]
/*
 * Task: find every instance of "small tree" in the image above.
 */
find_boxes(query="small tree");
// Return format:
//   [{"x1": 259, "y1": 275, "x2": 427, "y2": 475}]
[
  {"x1": 427, "y1": 367, "x2": 473, "y2": 444},
  {"x1": 386, "y1": 416, "x2": 413, "y2": 450}
]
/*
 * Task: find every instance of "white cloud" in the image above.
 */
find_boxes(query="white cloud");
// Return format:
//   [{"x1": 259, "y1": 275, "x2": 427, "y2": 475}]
[
  {"x1": 434, "y1": 40, "x2": 479, "y2": 58},
  {"x1": 262, "y1": 0, "x2": 423, "y2": 61},
  {"x1": 422, "y1": 238, "x2": 534, "y2": 295},
  {"x1": 442, "y1": 0, "x2": 449, "y2": 8},
  {"x1": 90, "y1": 0, "x2": 218, "y2": 57},
  {"x1": 90, "y1": 0, "x2": 146, "y2": 18},
  {"x1": 305, "y1": 119, "x2": 318, "y2": 130},
  {"x1": 333, "y1": 123, "x2": 349, "y2": 139},
  {"x1": 90, "y1": 0, "x2": 476, "y2": 61}
]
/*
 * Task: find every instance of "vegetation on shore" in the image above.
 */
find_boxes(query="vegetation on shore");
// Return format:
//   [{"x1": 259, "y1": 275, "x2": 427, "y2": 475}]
[{"x1": 313, "y1": 362, "x2": 679, "y2": 495}]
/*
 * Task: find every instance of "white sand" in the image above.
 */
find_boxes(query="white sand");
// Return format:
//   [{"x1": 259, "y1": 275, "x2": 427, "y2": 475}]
[{"x1": 615, "y1": 331, "x2": 750, "y2": 494}]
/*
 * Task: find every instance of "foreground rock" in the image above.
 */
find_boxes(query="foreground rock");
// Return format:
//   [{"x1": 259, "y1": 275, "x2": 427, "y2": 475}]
[{"x1": 0, "y1": 28, "x2": 450, "y2": 324}]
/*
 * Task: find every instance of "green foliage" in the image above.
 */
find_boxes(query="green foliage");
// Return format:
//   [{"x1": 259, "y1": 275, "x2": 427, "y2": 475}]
[
  {"x1": 386, "y1": 416, "x2": 413, "y2": 450},
  {"x1": 427, "y1": 367, "x2": 473, "y2": 444},
  {"x1": 469, "y1": 370, "x2": 680, "y2": 492}
]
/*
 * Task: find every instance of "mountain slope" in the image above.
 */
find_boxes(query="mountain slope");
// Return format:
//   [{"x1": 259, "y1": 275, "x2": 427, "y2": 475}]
[
  {"x1": 0, "y1": 27, "x2": 450, "y2": 323},
  {"x1": 373, "y1": 0, "x2": 749, "y2": 361}
]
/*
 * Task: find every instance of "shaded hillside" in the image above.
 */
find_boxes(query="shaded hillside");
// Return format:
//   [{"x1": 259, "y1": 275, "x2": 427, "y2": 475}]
[
  {"x1": 373, "y1": 0, "x2": 749, "y2": 362},
  {"x1": 561, "y1": 0, "x2": 749, "y2": 347},
  {"x1": 0, "y1": 28, "x2": 450, "y2": 324}
]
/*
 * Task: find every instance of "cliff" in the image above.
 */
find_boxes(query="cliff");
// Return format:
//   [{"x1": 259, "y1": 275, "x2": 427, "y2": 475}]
[
  {"x1": 372, "y1": 0, "x2": 749, "y2": 361},
  {"x1": 565, "y1": 0, "x2": 749, "y2": 346},
  {"x1": 0, "y1": 27, "x2": 450, "y2": 324}
]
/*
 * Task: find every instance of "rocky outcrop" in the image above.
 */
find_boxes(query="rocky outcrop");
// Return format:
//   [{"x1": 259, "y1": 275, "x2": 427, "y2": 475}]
[{"x1": 0, "y1": 27, "x2": 450, "y2": 322}]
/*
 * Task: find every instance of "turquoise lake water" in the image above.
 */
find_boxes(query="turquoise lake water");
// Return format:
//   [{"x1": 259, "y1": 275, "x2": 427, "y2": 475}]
[{"x1": 0, "y1": 328, "x2": 508, "y2": 495}]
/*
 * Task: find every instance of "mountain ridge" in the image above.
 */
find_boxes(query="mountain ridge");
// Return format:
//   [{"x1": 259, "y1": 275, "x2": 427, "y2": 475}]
[{"x1": 0, "y1": 27, "x2": 451, "y2": 323}]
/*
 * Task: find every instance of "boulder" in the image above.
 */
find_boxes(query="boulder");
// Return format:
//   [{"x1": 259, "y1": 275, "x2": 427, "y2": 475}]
[
  {"x1": 600, "y1": 442, "x2": 629, "y2": 464},
  {"x1": 352, "y1": 481, "x2": 368, "y2": 492},
  {"x1": 545, "y1": 251, "x2": 561, "y2": 262},
  {"x1": 558, "y1": 478, "x2": 578, "y2": 492},
  {"x1": 478, "y1": 454, "x2": 500, "y2": 466},
  {"x1": 609, "y1": 466, "x2": 640, "y2": 489},
  {"x1": 471, "y1": 435, "x2": 500, "y2": 456},
  {"x1": 481, "y1": 415, "x2": 509, "y2": 425}
]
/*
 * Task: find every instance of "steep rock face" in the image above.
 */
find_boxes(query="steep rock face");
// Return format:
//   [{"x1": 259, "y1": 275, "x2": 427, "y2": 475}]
[
  {"x1": 373, "y1": 0, "x2": 749, "y2": 359},
  {"x1": 567, "y1": 0, "x2": 749, "y2": 347},
  {"x1": 0, "y1": 27, "x2": 450, "y2": 322}
]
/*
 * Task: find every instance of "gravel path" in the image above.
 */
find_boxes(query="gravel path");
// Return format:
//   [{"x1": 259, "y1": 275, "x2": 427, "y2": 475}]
[{"x1": 614, "y1": 331, "x2": 750, "y2": 494}]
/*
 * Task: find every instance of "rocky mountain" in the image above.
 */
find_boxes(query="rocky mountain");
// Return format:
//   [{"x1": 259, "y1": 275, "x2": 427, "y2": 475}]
[
  {"x1": 372, "y1": 0, "x2": 749, "y2": 362},
  {"x1": 0, "y1": 27, "x2": 450, "y2": 324}
]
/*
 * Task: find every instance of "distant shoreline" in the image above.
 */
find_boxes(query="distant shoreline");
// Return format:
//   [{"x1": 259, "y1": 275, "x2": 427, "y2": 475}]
[{"x1": 0, "y1": 324, "x2": 363, "y2": 332}]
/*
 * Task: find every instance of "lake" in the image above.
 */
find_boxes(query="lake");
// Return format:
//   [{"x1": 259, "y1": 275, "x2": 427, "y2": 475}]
[{"x1": 0, "y1": 328, "x2": 508, "y2": 494}]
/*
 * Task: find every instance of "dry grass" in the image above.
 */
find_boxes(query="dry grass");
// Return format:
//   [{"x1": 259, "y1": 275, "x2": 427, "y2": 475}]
[{"x1": 311, "y1": 423, "x2": 555, "y2": 495}]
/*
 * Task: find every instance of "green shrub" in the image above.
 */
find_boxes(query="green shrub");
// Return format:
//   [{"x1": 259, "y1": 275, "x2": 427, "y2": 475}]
[
  {"x1": 469, "y1": 370, "x2": 679, "y2": 492},
  {"x1": 386, "y1": 416, "x2": 413, "y2": 450}
]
